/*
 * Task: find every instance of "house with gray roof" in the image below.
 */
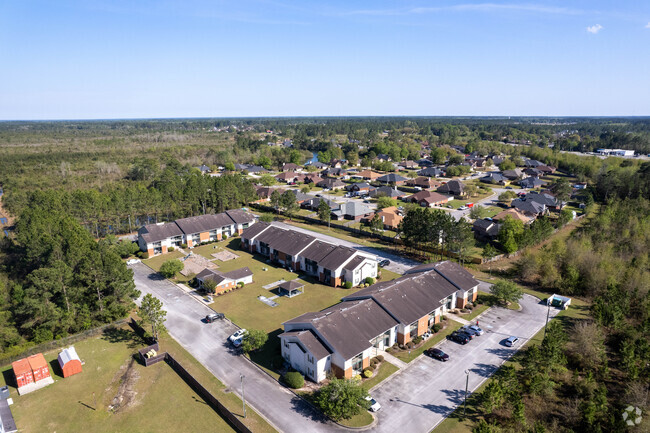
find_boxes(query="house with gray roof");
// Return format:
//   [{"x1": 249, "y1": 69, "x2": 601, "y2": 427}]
[
  {"x1": 519, "y1": 177, "x2": 545, "y2": 189},
  {"x1": 376, "y1": 173, "x2": 409, "y2": 185},
  {"x1": 437, "y1": 180, "x2": 466, "y2": 196},
  {"x1": 339, "y1": 202, "x2": 374, "y2": 221},
  {"x1": 502, "y1": 168, "x2": 524, "y2": 180},
  {"x1": 417, "y1": 166, "x2": 444, "y2": 177},
  {"x1": 137, "y1": 210, "x2": 256, "y2": 255},
  {"x1": 280, "y1": 261, "x2": 478, "y2": 382},
  {"x1": 479, "y1": 172, "x2": 508, "y2": 185},
  {"x1": 369, "y1": 186, "x2": 406, "y2": 198},
  {"x1": 196, "y1": 267, "x2": 253, "y2": 294},
  {"x1": 241, "y1": 223, "x2": 377, "y2": 287}
]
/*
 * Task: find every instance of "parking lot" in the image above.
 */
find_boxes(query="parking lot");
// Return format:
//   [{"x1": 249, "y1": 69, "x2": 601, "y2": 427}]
[{"x1": 370, "y1": 293, "x2": 559, "y2": 433}]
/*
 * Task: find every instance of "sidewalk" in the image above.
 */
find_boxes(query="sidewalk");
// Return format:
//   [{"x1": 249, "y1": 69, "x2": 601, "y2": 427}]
[
  {"x1": 375, "y1": 349, "x2": 408, "y2": 369},
  {"x1": 445, "y1": 312, "x2": 472, "y2": 325}
]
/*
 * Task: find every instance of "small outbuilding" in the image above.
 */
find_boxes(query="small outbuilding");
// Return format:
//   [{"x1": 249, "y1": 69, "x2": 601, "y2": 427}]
[
  {"x1": 12, "y1": 353, "x2": 53, "y2": 395},
  {"x1": 278, "y1": 280, "x2": 305, "y2": 298},
  {"x1": 547, "y1": 294, "x2": 571, "y2": 310},
  {"x1": 58, "y1": 347, "x2": 83, "y2": 378},
  {"x1": 11, "y1": 359, "x2": 33, "y2": 389}
]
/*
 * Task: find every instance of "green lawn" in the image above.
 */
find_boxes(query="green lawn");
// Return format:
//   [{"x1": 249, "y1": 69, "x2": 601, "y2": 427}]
[
  {"x1": 392, "y1": 319, "x2": 464, "y2": 363},
  {"x1": 0, "y1": 326, "x2": 275, "y2": 433},
  {"x1": 362, "y1": 361, "x2": 399, "y2": 391},
  {"x1": 338, "y1": 410, "x2": 374, "y2": 428},
  {"x1": 143, "y1": 250, "x2": 185, "y2": 271}
]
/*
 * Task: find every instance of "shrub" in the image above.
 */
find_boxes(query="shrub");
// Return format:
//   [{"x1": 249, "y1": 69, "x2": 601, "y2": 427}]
[
  {"x1": 375, "y1": 355, "x2": 384, "y2": 363},
  {"x1": 367, "y1": 363, "x2": 376, "y2": 371},
  {"x1": 370, "y1": 358, "x2": 378, "y2": 366},
  {"x1": 344, "y1": 281, "x2": 353, "y2": 289},
  {"x1": 237, "y1": 281, "x2": 244, "y2": 288},
  {"x1": 181, "y1": 243, "x2": 188, "y2": 249},
  {"x1": 283, "y1": 371, "x2": 305, "y2": 389},
  {"x1": 222, "y1": 234, "x2": 229, "y2": 240},
  {"x1": 168, "y1": 246, "x2": 175, "y2": 252},
  {"x1": 137, "y1": 251, "x2": 149, "y2": 259},
  {"x1": 365, "y1": 277, "x2": 376, "y2": 285},
  {"x1": 441, "y1": 315, "x2": 448, "y2": 321},
  {"x1": 241, "y1": 329, "x2": 268, "y2": 353},
  {"x1": 406, "y1": 342, "x2": 413, "y2": 349},
  {"x1": 466, "y1": 304, "x2": 474, "y2": 310},
  {"x1": 363, "y1": 369, "x2": 373, "y2": 378},
  {"x1": 412, "y1": 336, "x2": 423, "y2": 345},
  {"x1": 461, "y1": 308, "x2": 468, "y2": 313},
  {"x1": 159, "y1": 259, "x2": 184, "y2": 278},
  {"x1": 432, "y1": 323, "x2": 442, "y2": 333}
]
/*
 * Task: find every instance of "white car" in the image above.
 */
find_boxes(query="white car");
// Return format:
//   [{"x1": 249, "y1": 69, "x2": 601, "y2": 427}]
[
  {"x1": 126, "y1": 259, "x2": 141, "y2": 265},
  {"x1": 364, "y1": 396, "x2": 381, "y2": 412},
  {"x1": 458, "y1": 206, "x2": 469, "y2": 211},
  {"x1": 229, "y1": 329, "x2": 247, "y2": 346}
]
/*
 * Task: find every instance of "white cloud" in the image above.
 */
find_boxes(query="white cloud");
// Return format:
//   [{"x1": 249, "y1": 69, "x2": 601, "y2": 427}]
[
  {"x1": 645, "y1": 22, "x2": 650, "y2": 28},
  {"x1": 587, "y1": 24, "x2": 603, "y2": 34}
]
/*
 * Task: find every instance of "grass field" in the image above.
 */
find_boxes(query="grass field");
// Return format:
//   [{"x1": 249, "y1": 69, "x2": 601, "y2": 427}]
[
  {"x1": 392, "y1": 319, "x2": 464, "y2": 363},
  {"x1": 0, "y1": 326, "x2": 275, "y2": 433}
]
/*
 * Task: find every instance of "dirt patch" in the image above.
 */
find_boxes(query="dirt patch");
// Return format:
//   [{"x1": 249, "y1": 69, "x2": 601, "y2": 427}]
[
  {"x1": 211, "y1": 250, "x2": 239, "y2": 261},
  {"x1": 108, "y1": 358, "x2": 140, "y2": 413},
  {"x1": 180, "y1": 253, "x2": 218, "y2": 276}
]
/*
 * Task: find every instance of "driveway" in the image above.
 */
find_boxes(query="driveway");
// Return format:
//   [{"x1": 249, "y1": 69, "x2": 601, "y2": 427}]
[
  {"x1": 130, "y1": 263, "x2": 342, "y2": 433},
  {"x1": 370, "y1": 293, "x2": 559, "y2": 433},
  {"x1": 271, "y1": 221, "x2": 419, "y2": 274}
]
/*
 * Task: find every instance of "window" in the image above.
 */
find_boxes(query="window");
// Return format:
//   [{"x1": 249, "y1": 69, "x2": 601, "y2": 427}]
[
  {"x1": 308, "y1": 355, "x2": 314, "y2": 364},
  {"x1": 351, "y1": 353, "x2": 363, "y2": 373},
  {"x1": 409, "y1": 321, "x2": 419, "y2": 338}
]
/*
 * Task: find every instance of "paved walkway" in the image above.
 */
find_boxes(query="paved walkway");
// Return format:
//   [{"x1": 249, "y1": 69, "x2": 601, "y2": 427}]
[
  {"x1": 445, "y1": 313, "x2": 471, "y2": 325},
  {"x1": 376, "y1": 350, "x2": 408, "y2": 369}
]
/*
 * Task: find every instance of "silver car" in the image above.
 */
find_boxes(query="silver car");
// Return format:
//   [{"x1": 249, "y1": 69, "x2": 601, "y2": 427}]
[{"x1": 465, "y1": 325, "x2": 484, "y2": 336}]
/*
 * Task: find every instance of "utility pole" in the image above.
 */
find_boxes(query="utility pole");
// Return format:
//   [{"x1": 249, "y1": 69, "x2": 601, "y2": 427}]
[
  {"x1": 463, "y1": 370, "x2": 470, "y2": 418},
  {"x1": 240, "y1": 374, "x2": 246, "y2": 418}
]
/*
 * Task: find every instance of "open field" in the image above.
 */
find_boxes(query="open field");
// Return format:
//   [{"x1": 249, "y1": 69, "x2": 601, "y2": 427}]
[{"x1": 0, "y1": 327, "x2": 238, "y2": 433}]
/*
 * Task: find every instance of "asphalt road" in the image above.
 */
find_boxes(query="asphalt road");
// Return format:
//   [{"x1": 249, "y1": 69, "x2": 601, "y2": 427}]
[
  {"x1": 270, "y1": 221, "x2": 419, "y2": 274},
  {"x1": 130, "y1": 262, "x2": 343, "y2": 433},
  {"x1": 369, "y1": 293, "x2": 559, "y2": 433}
]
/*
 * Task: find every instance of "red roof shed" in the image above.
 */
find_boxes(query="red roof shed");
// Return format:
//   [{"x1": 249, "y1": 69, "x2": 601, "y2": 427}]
[
  {"x1": 58, "y1": 347, "x2": 82, "y2": 378},
  {"x1": 11, "y1": 359, "x2": 34, "y2": 388},
  {"x1": 27, "y1": 354, "x2": 50, "y2": 382}
]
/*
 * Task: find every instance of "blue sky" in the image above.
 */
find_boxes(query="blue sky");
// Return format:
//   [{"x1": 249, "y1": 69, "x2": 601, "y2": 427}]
[{"x1": 1, "y1": 0, "x2": 649, "y2": 119}]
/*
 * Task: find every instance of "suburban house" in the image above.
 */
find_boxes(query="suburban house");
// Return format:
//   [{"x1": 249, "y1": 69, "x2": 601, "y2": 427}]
[
  {"x1": 303, "y1": 174, "x2": 324, "y2": 185},
  {"x1": 369, "y1": 186, "x2": 406, "y2": 198},
  {"x1": 405, "y1": 191, "x2": 451, "y2": 207},
  {"x1": 285, "y1": 189, "x2": 312, "y2": 204},
  {"x1": 241, "y1": 223, "x2": 377, "y2": 287},
  {"x1": 417, "y1": 159, "x2": 434, "y2": 168},
  {"x1": 254, "y1": 186, "x2": 277, "y2": 202},
  {"x1": 275, "y1": 172, "x2": 305, "y2": 184},
  {"x1": 301, "y1": 197, "x2": 339, "y2": 212},
  {"x1": 363, "y1": 206, "x2": 403, "y2": 230},
  {"x1": 525, "y1": 192, "x2": 562, "y2": 210},
  {"x1": 196, "y1": 164, "x2": 211, "y2": 174},
  {"x1": 196, "y1": 267, "x2": 254, "y2": 294},
  {"x1": 519, "y1": 177, "x2": 545, "y2": 189},
  {"x1": 345, "y1": 182, "x2": 372, "y2": 195},
  {"x1": 437, "y1": 180, "x2": 466, "y2": 197},
  {"x1": 418, "y1": 167, "x2": 444, "y2": 178},
  {"x1": 493, "y1": 208, "x2": 533, "y2": 224},
  {"x1": 137, "y1": 210, "x2": 256, "y2": 256},
  {"x1": 512, "y1": 199, "x2": 547, "y2": 217},
  {"x1": 321, "y1": 167, "x2": 347, "y2": 178},
  {"x1": 306, "y1": 161, "x2": 328, "y2": 169},
  {"x1": 317, "y1": 178, "x2": 346, "y2": 190},
  {"x1": 479, "y1": 173, "x2": 508, "y2": 185},
  {"x1": 398, "y1": 160, "x2": 419, "y2": 170},
  {"x1": 280, "y1": 261, "x2": 479, "y2": 382},
  {"x1": 281, "y1": 163, "x2": 302, "y2": 172},
  {"x1": 376, "y1": 173, "x2": 409, "y2": 185},
  {"x1": 376, "y1": 154, "x2": 391, "y2": 162},
  {"x1": 473, "y1": 219, "x2": 500, "y2": 240},
  {"x1": 502, "y1": 169, "x2": 525, "y2": 181},
  {"x1": 354, "y1": 170, "x2": 382, "y2": 181},
  {"x1": 406, "y1": 176, "x2": 441, "y2": 189},
  {"x1": 336, "y1": 202, "x2": 374, "y2": 221}
]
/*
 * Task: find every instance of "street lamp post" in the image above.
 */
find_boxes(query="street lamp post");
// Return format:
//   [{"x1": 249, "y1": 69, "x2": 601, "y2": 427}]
[
  {"x1": 463, "y1": 370, "x2": 470, "y2": 418},
  {"x1": 240, "y1": 374, "x2": 246, "y2": 418}
]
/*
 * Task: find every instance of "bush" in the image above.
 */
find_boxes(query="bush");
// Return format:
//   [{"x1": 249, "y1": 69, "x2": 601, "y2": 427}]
[
  {"x1": 367, "y1": 363, "x2": 376, "y2": 371},
  {"x1": 344, "y1": 281, "x2": 353, "y2": 289},
  {"x1": 283, "y1": 371, "x2": 305, "y2": 389},
  {"x1": 370, "y1": 358, "x2": 378, "y2": 366},
  {"x1": 137, "y1": 251, "x2": 149, "y2": 259},
  {"x1": 432, "y1": 323, "x2": 442, "y2": 333},
  {"x1": 412, "y1": 336, "x2": 423, "y2": 345},
  {"x1": 159, "y1": 259, "x2": 184, "y2": 278},
  {"x1": 168, "y1": 246, "x2": 175, "y2": 252},
  {"x1": 222, "y1": 234, "x2": 229, "y2": 240},
  {"x1": 375, "y1": 355, "x2": 384, "y2": 363},
  {"x1": 237, "y1": 281, "x2": 244, "y2": 288},
  {"x1": 181, "y1": 243, "x2": 188, "y2": 249},
  {"x1": 441, "y1": 315, "x2": 447, "y2": 321},
  {"x1": 406, "y1": 342, "x2": 413, "y2": 349},
  {"x1": 241, "y1": 329, "x2": 268, "y2": 353},
  {"x1": 365, "y1": 277, "x2": 376, "y2": 285},
  {"x1": 466, "y1": 304, "x2": 474, "y2": 310},
  {"x1": 363, "y1": 369, "x2": 373, "y2": 378}
]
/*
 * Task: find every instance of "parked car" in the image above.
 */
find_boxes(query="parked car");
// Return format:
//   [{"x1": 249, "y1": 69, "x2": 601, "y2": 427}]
[
  {"x1": 458, "y1": 206, "x2": 468, "y2": 211},
  {"x1": 448, "y1": 331, "x2": 470, "y2": 345},
  {"x1": 378, "y1": 259, "x2": 390, "y2": 267},
  {"x1": 229, "y1": 329, "x2": 247, "y2": 347},
  {"x1": 466, "y1": 325, "x2": 484, "y2": 336},
  {"x1": 504, "y1": 336, "x2": 519, "y2": 347},
  {"x1": 458, "y1": 329, "x2": 474, "y2": 340},
  {"x1": 126, "y1": 259, "x2": 141, "y2": 265},
  {"x1": 424, "y1": 348, "x2": 449, "y2": 361},
  {"x1": 505, "y1": 186, "x2": 513, "y2": 190},
  {"x1": 497, "y1": 202, "x2": 510, "y2": 208},
  {"x1": 205, "y1": 312, "x2": 224, "y2": 323},
  {"x1": 364, "y1": 396, "x2": 381, "y2": 412}
]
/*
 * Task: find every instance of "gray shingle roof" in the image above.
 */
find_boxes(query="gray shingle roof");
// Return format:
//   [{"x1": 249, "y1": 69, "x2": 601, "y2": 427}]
[
  {"x1": 279, "y1": 330, "x2": 332, "y2": 360},
  {"x1": 284, "y1": 299, "x2": 399, "y2": 360},
  {"x1": 138, "y1": 222, "x2": 184, "y2": 243},
  {"x1": 318, "y1": 246, "x2": 358, "y2": 271}
]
